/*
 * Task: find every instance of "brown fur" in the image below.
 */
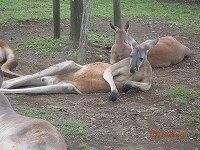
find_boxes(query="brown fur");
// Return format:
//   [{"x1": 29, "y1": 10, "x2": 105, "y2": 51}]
[
  {"x1": 109, "y1": 22, "x2": 133, "y2": 64},
  {"x1": 0, "y1": 39, "x2": 158, "y2": 101},
  {"x1": 109, "y1": 23, "x2": 190, "y2": 68},
  {"x1": 147, "y1": 36, "x2": 190, "y2": 67},
  {"x1": 0, "y1": 40, "x2": 21, "y2": 78}
]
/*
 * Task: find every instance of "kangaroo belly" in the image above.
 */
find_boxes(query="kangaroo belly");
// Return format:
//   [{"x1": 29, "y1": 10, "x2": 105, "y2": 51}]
[{"x1": 57, "y1": 62, "x2": 112, "y2": 93}]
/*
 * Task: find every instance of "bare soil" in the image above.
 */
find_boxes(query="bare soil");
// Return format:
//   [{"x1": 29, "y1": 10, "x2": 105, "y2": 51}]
[{"x1": 0, "y1": 3, "x2": 200, "y2": 150}]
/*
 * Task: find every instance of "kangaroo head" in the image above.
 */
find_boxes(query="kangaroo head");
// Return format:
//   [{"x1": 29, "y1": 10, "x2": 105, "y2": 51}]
[
  {"x1": 129, "y1": 39, "x2": 158, "y2": 73},
  {"x1": 110, "y1": 22, "x2": 130, "y2": 43}
]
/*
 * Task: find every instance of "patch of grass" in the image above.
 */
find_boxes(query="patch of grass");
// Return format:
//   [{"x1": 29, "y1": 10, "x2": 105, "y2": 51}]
[
  {"x1": 125, "y1": 127, "x2": 132, "y2": 132},
  {"x1": 0, "y1": 0, "x2": 70, "y2": 23},
  {"x1": 165, "y1": 85, "x2": 200, "y2": 135},
  {"x1": 65, "y1": 49, "x2": 78, "y2": 59},
  {"x1": 16, "y1": 36, "x2": 69, "y2": 55},
  {"x1": 1, "y1": 0, "x2": 199, "y2": 31},
  {"x1": 19, "y1": 108, "x2": 45, "y2": 119},
  {"x1": 10, "y1": 100, "x2": 18, "y2": 105},
  {"x1": 54, "y1": 120, "x2": 87, "y2": 136},
  {"x1": 88, "y1": 32, "x2": 114, "y2": 45},
  {"x1": 194, "y1": 125, "x2": 200, "y2": 136},
  {"x1": 165, "y1": 86, "x2": 199, "y2": 101},
  {"x1": 196, "y1": 82, "x2": 200, "y2": 87},
  {"x1": 7, "y1": 94, "x2": 25, "y2": 99},
  {"x1": 165, "y1": 86, "x2": 191, "y2": 100},
  {"x1": 79, "y1": 142, "x2": 88, "y2": 149},
  {"x1": 100, "y1": 114, "x2": 106, "y2": 119},
  {"x1": 187, "y1": 108, "x2": 200, "y2": 124},
  {"x1": 120, "y1": 0, "x2": 200, "y2": 31}
]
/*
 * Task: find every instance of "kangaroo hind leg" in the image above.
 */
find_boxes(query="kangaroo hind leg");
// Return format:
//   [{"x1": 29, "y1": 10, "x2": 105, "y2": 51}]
[
  {"x1": 2, "y1": 60, "x2": 82, "y2": 89},
  {"x1": 0, "y1": 83, "x2": 82, "y2": 94}
]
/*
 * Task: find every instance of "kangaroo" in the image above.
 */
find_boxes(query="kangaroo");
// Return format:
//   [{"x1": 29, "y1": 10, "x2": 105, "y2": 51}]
[
  {"x1": 0, "y1": 70, "x2": 67, "y2": 150},
  {"x1": 109, "y1": 23, "x2": 190, "y2": 68},
  {"x1": 0, "y1": 39, "x2": 158, "y2": 101},
  {"x1": 0, "y1": 40, "x2": 21, "y2": 78},
  {"x1": 109, "y1": 21, "x2": 137, "y2": 64}
]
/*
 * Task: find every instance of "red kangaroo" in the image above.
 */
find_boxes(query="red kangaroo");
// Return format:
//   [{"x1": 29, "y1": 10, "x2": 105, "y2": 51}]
[
  {"x1": 0, "y1": 39, "x2": 159, "y2": 101},
  {"x1": 109, "y1": 22, "x2": 190, "y2": 68}
]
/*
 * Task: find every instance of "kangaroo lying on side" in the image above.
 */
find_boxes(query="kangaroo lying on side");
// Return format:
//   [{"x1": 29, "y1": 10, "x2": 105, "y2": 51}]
[
  {"x1": 0, "y1": 71, "x2": 67, "y2": 150},
  {"x1": 109, "y1": 22, "x2": 190, "y2": 67},
  {"x1": 0, "y1": 40, "x2": 21, "y2": 78},
  {"x1": 0, "y1": 39, "x2": 159, "y2": 101}
]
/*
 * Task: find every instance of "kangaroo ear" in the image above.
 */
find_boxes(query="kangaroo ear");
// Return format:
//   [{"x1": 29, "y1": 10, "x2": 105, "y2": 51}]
[
  {"x1": 0, "y1": 70, "x2": 4, "y2": 88},
  {"x1": 127, "y1": 34, "x2": 138, "y2": 47},
  {"x1": 110, "y1": 23, "x2": 117, "y2": 31},
  {"x1": 124, "y1": 21, "x2": 129, "y2": 32},
  {"x1": 142, "y1": 39, "x2": 159, "y2": 52}
]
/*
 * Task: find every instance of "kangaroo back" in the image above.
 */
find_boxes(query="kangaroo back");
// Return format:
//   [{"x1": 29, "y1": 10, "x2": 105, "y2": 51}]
[{"x1": 147, "y1": 36, "x2": 190, "y2": 67}]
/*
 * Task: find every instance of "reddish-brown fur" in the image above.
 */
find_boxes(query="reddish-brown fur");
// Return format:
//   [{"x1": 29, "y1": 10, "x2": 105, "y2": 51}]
[
  {"x1": 0, "y1": 40, "x2": 21, "y2": 78},
  {"x1": 109, "y1": 23, "x2": 190, "y2": 68},
  {"x1": 147, "y1": 36, "x2": 190, "y2": 67},
  {"x1": 109, "y1": 22, "x2": 133, "y2": 64},
  {"x1": 0, "y1": 39, "x2": 158, "y2": 101}
]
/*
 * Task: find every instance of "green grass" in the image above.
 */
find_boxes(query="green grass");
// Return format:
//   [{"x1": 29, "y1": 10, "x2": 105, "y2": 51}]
[
  {"x1": 0, "y1": 0, "x2": 70, "y2": 23},
  {"x1": 65, "y1": 49, "x2": 78, "y2": 59},
  {"x1": 19, "y1": 108, "x2": 45, "y2": 118},
  {"x1": 18, "y1": 107, "x2": 88, "y2": 136},
  {"x1": 165, "y1": 86, "x2": 199, "y2": 101},
  {"x1": 165, "y1": 85, "x2": 200, "y2": 135},
  {"x1": 16, "y1": 32, "x2": 113, "y2": 57},
  {"x1": 0, "y1": 0, "x2": 199, "y2": 31},
  {"x1": 7, "y1": 94, "x2": 25, "y2": 99},
  {"x1": 79, "y1": 142, "x2": 88, "y2": 149},
  {"x1": 16, "y1": 36, "x2": 69, "y2": 55},
  {"x1": 100, "y1": 113, "x2": 106, "y2": 119},
  {"x1": 89, "y1": 32, "x2": 114, "y2": 45},
  {"x1": 58, "y1": 120, "x2": 88, "y2": 136}
]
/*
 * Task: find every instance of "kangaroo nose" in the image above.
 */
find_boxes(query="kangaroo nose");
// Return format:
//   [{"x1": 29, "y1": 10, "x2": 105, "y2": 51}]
[
  {"x1": 130, "y1": 68, "x2": 135, "y2": 73},
  {"x1": 130, "y1": 67, "x2": 138, "y2": 74}
]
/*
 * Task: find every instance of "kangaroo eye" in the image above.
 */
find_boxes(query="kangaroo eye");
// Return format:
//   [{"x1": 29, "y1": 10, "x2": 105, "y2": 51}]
[{"x1": 139, "y1": 58, "x2": 143, "y2": 61}]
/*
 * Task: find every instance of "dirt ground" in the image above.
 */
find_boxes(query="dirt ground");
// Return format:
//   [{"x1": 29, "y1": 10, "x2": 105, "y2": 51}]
[{"x1": 0, "y1": 2, "x2": 200, "y2": 150}]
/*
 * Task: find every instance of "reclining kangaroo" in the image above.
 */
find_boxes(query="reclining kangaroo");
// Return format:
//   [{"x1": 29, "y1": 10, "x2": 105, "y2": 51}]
[
  {"x1": 0, "y1": 71, "x2": 67, "y2": 150},
  {"x1": 0, "y1": 40, "x2": 21, "y2": 78},
  {"x1": 0, "y1": 39, "x2": 159, "y2": 101},
  {"x1": 110, "y1": 22, "x2": 190, "y2": 68}
]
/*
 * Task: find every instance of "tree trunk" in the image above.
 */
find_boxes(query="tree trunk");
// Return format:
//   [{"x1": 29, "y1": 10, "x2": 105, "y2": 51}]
[
  {"x1": 70, "y1": 0, "x2": 83, "y2": 47},
  {"x1": 77, "y1": 0, "x2": 91, "y2": 64},
  {"x1": 53, "y1": 0, "x2": 60, "y2": 39},
  {"x1": 113, "y1": 0, "x2": 121, "y2": 28}
]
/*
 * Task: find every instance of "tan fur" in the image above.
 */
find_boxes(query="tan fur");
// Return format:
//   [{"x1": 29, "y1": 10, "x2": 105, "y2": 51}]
[
  {"x1": 0, "y1": 76, "x2": 67, "y2": 150},
  {"x1": 0, "y1": 40, "x2": 21, "y2": 78},
  {"x1": 109, "y1": 23, "x2": 190, "y2": 67},
  {"x1": 0, "y1": 39, "x2": 158, "y2": 101},
  {"x1": 110, "y1": 22, "x2": 134, "y2": 64},
  {"x1": 147, "y1": 36, "x2": 190, "y2": 67}
]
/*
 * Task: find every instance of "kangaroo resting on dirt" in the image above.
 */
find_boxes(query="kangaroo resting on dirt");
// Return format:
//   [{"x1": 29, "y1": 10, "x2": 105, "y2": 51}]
[
  {"x1": 0, "y1": 71, "x2": 67, "y2": 150},
  {"x1": 0, "y1": 39, "x2": 158, "y2": 101},
  {"x1": 0, "y1": 40, "x2": 21, "y2": 78},
  {"x1": 109, "y1": 22, "x2": 190, "y2": 67},
  {"x1": 109, "y1": 21, "x2": 137, "y2": 64}
]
